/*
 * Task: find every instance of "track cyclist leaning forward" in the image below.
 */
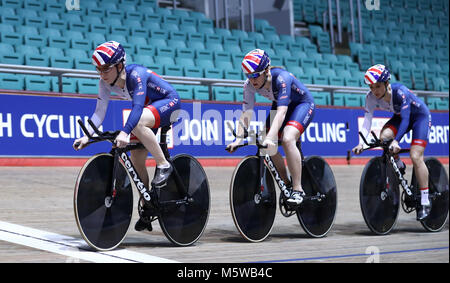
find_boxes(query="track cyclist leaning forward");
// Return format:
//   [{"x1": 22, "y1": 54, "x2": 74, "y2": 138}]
[
  {"x1": 226, "y1": 49, "x2": 315, "y2": 206},
  {"x1": 352, "y1": 64, "x2": 432, "y2": 221},
  {"x1": 72, "y1": 41, "x2": 181, "y2": 231}
]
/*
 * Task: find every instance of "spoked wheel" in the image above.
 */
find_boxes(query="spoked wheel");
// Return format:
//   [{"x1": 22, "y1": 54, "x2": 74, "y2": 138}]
[
  {"x1": 360, "y1": 157, "x2": 400, "y2": 235},
  {"x1": 230, "y1": 156, "x2": 276, "y2": 242},
  {"x1": 411, "y1": 157, "x2": 449, "y2": 232},
  {"x1": 158, "y1": 154, "x2": 210, "y2": 246},
  {"x1": 74, "y1": 153, "x2": 133, "y2": 251},
  {"x1": 297, "y1": 156, "x2": 337, "y2": 237}
]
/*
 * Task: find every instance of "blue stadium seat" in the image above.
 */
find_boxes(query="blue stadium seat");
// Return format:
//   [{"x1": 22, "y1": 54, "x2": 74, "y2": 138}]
[
  {"x1": 77, "y1": 79, "x2": 98, "y2": 94},
  {"x1": 192, "y1": 85, "x2": 210, "y2": 100},
  {"x1": 0, "y1": 73, "x2": 24, "y2": 90},
  {"x1": 51, "y1": 77, "x2": 77, "y2": 93},
  {"x1": 214, "y1": 87, "x2": 235, "y2": 102},
  {"x1": 174, "y1": 84, "x2": 194, "y2": 100},
  {"x1": 25, "y1": 75, "x2": 51, "y2": 92}
]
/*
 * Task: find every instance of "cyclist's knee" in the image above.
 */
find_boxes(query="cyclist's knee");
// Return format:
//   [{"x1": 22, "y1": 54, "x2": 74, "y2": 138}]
[
  {"x1": 281, "y1": 135, "x2": 296, "y2": 148},
  {"x1": 410, "y1": 149, "x2": 424, "y2": 165},
  {"x1": 282, "y1": 126, "x2": 300, "y2": 146},
  {"x1": 132, "y1": 121, "x2": 154, "y2": 136},
  {"x1": 380, "y1": 126, "x2": 395, "y2": 142}
]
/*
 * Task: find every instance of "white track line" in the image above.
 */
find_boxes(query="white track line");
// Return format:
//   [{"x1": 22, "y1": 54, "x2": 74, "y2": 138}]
[{"x1": 0, "y1": 221, "x2": 178, "y2": 263}]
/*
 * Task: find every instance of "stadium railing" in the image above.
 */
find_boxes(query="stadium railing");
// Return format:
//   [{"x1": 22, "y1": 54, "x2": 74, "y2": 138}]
[{"x1": 0, "y1": 63, "x2": 448, "y2": 106}]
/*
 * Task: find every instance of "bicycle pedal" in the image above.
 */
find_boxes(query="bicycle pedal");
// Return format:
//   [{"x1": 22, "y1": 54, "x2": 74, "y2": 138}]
[{"x1": 135, "y1": 218, "x2": 153, "y2": 232}]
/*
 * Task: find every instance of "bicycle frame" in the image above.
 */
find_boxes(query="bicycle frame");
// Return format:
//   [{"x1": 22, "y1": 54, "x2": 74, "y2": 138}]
[
  {"x1": 227, "y1": 123, "x2": 325, "y2": 204},
  {"x1": 262, "y1": 151, "x2": 291, "y2": 199},
  {"x1": 78, "y1": 120, "x2": 190, "y2": 207},
  {"x1": 359, "y1": 131, "x2": 414, "y2": 198},
  {"x1": 117, "y1": 146, "x2": 152, "y2": 201}
]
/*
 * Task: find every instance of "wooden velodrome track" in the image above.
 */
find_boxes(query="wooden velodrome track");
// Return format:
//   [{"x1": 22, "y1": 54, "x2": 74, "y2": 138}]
[{"x1": 0, "y1": 163, "x2": 448, "y2": 263}]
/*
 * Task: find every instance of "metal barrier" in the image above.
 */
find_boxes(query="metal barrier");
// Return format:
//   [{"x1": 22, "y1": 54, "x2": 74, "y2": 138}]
[{"x1": 0, "y1": 63, "x2": 448, "y2": 104}]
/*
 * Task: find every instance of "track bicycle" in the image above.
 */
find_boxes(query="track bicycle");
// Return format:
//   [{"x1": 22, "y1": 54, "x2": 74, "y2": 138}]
[
  {"x1": 227, "y1": 126, "x2": 337, "y2": 242},
  {"x1": 73, "y1": 119, "x2": 210, "y2": 251},
  {"x1": 357, "y1": 131, "x2": 449, "y2": 235}
]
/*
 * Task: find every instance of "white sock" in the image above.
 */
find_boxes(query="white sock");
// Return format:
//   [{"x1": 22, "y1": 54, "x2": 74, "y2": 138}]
[{"x1": 421, "y1": 188, "x2": 430, "y2": 206}]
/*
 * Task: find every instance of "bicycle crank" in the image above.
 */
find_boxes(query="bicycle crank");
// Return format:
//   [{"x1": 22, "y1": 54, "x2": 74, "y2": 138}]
[{"x1": 278, "y1": 194, "x2": 296, "y2": 217}]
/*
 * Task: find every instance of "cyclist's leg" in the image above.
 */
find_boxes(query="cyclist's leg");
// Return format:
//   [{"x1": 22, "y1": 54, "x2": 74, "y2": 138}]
[
  {"x1": 132, "y1": 96, "x2": 180, "y2": 187},
  {"x1": 380, "y1": 116, "x2": 406, "y2": 169},
  {"x1": 131, "y1": 106, "x2": 168, "y2": 166},
  {"x1": 130, "y1": 130, "x2": 154, "y2": 231},
  {"x1": 270, "y1": 152, "x2": 290, "y2": 185},
  {"x1": 410, "y1": 113, "x2": 431, "y2": 207},
  {"x1": 265, "y1": 103, "x2": 290, "y2": 185},
  {"x1": 380, "y1": 115, "x2": 399, "y2": 141},
  {"x1": 282, "y1": 126, "x2": 302, "y2": 192},
  {"x1": 282, "y1": 102, "x2": 315, "y2": 196},
  {"x1": 411, "y1": 144, "x2": 428, "y2": 193},
  {"x1": 132, "y1": 96, "x2": 180, "y2": 165},
  {"x1": 130, "y1": 146, "x2": 150, "y2": 188}
]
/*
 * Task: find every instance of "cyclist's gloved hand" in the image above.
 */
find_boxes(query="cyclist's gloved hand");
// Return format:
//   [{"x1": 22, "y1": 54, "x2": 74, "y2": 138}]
[
  {"x1": 73, "y1": 136, "x2": 89, "y2": 151},
  {"x1": 226, "y1": 140, "x2": 241, "y2": 153},
  {"x1": 114, "y1": 131, "x2": 129, "y2": 148},
  {"x1": 261, "y1": 138, "x2": 277, "y2": 156},
  {"x1": 389, "y1": 139, "x2": 401, "y2": 154},
  {"x1": 352, "y1": 144, "x2": 364, "y2": 155}
]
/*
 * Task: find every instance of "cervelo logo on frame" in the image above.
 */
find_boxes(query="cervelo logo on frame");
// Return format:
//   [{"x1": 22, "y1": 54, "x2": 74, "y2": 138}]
[{"x1": 66, "y1": 0, "x2": 80, "y2": 11}]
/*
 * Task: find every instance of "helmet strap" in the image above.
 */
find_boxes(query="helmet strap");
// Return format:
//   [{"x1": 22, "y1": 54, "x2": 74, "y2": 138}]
[
  {"x1": 258, "y1": 68, "x2": 270, "y2": 90},
  {"x1": 109, "y1": 60, "x2": 125, "y2": 87},
  {"x1": 380, "y1": 81, "x2": 389, "y2": 99}
]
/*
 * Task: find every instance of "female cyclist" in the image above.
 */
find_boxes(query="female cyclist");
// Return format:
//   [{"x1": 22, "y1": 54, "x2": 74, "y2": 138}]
[
  {"x1": 226, "y1": 49, "x2": 315, "y2": 206},
  {"x1": 72, "y1": 41, "x2": 181, "y2": 230},
  {"x1": 352, "y1": 64, "x2": 432, "y2": 220}
]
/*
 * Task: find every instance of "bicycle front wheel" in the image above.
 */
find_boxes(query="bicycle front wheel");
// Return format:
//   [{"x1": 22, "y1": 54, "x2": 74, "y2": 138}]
[
  {"x1": 360, "y1": 157, "x2": 400, "y2": 235},
  {"x1": 297, "y1": 156, "x2": 337, "y2": 238},
  {"x1": 411, "y1": 157, "x2": 449, "y2": 232},
  {"x1": 74, "y1": 153, "x2": 133, "y2": 251},
  {"x1": 158, "y1": 154, "x2": 210, "y2": 246},
  {"x1": 230, "y1": 156, "x2": 276, "y2": 242}
]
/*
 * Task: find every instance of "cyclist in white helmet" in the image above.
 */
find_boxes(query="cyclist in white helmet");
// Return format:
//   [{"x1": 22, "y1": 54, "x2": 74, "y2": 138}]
[
  {"x1": 352, "y1": 64, "x2": 432, "y2": 220},
  {"x1": 227, "y1": 49, "x2": 315, "y2": 206},
  {"x1": 73, "y1": 41, "x2": 181, "y2": 231}
]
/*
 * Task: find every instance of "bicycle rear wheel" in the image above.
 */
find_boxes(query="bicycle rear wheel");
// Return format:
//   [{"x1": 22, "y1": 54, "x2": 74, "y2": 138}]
[
  {"x1": 158, "y1": 154, "x2": 210, "y2": 246},
  {"x1": 411, "y1": 157, "x2": 449, "y2": 232},
  {"x1": 74, "y1": 153, "x2": 133, "y2": 251},
  {"x1": 296, "y1": 156, "x2": 337, "y2": 237},
  {"x1": 360, "y1": 157, "x2": 400, "y2": 235},
  {"x1": 230, "y1": 156, "x2": 276, "y2": 242}
]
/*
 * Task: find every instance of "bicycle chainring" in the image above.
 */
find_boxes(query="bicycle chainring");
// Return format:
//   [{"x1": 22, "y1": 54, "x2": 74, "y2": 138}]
[
  {"x1": 401, "y1": 190, "x2": 416, "y2": 214},
  {"x1": 138, "y1": 196, "x2": 159, "y2": 222},
  {"x1": 279, "y1": 194, "x2": 296, "y2": 217}
]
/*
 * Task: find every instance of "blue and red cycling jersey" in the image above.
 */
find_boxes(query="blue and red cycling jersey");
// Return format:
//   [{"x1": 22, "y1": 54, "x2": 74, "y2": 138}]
[
  {"x1": 361, "y1": 82, "x2": 431, "y2": 147},
  {"x1": 243, "y1": 67, "x2": 315, "y2": 135},
  {"x1": 89, "y1": 64, "x2": 180, "y2": 135}
]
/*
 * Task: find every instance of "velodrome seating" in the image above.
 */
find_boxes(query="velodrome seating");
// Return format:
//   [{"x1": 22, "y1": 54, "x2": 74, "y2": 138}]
[
  {"x1": 293, "y1": 0, "x2": 449, "y2": 109},
  {"x1": 0, "y1": 0, "x2": 448, "y2": 109}
]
